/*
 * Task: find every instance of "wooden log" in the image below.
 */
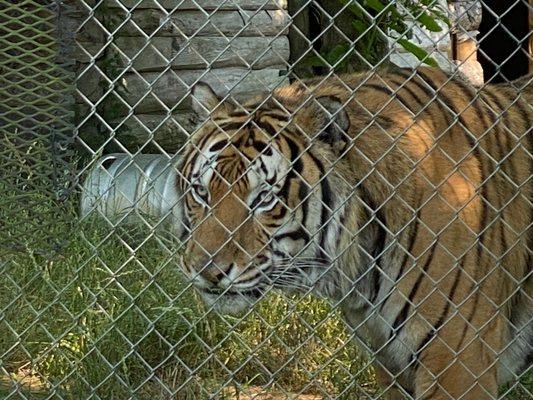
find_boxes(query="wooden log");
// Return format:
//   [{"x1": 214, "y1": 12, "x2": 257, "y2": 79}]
[
  {"x1": 112, "y1": 113, "x2": 195, "y2": 152},
  {"x1": 80, "y1": 68, "x2": 288, "y2": 114},
  {"x1": 455, "y1": 36, "x2": 477, "y2": 62},
  {"x1": 105, "y1": 9, "x2": 289, "y2": 37},
  {"x1": 97, "y1": 0, "x2": 287, "y2": 10},
  {"x1": 75, "y1": 65, "x2": 105, "y2": 104},
  {"x1": 75, "y1": 41, "x2": 106, "y2": 64},
  {"x1": 107, "y1": 36, "x2": 289, "y2": 71}
]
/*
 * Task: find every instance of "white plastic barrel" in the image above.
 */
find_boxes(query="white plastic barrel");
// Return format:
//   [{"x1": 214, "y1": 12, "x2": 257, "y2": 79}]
[{"x1": 80, "y1": 154, "x2": 185, "y2": 237}]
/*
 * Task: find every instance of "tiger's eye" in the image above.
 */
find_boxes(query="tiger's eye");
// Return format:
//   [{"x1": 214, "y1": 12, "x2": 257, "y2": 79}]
[{"x1": 195, "y1": 185, "x2": 207, "y2": 196}]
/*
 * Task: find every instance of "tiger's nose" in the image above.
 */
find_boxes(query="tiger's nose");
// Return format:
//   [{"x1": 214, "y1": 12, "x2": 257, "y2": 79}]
[{"x1": 200, "y1": 262, "x2": 233, "y2": 285}]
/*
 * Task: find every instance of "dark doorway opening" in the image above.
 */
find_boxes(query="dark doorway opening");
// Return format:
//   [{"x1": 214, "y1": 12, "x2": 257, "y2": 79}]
[{"x1": 478, "y1": 0, "x2": 530, "y2": 82}]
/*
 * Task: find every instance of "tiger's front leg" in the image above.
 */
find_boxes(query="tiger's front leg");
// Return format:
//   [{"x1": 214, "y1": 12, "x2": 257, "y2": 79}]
[
  {"x1": 374, "y1": 364, "x2": 408, "y2": 400},
  {"x1": 412, "y1": 315, "x2": 503, "y2": 399}
]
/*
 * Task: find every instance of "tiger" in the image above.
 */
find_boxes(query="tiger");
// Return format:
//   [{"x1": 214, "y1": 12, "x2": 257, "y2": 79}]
[{"x1": 177, "y1": 67, "x2": 532, "y2": 399}]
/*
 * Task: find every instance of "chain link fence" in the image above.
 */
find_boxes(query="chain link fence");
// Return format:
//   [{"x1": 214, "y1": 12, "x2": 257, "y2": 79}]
[{"x1": 1, "y1": 0, "x2": 531, "y2": 399}]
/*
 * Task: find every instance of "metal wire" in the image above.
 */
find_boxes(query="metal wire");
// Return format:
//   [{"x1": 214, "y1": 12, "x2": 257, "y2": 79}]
[{"x1": 1, "y1": 0, "x2": 531, "y2": 399}]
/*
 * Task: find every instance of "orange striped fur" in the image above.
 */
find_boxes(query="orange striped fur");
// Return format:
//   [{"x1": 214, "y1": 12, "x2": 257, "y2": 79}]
[{"x1": 178, "y1": 68, "x2": 532, "y2": 399}]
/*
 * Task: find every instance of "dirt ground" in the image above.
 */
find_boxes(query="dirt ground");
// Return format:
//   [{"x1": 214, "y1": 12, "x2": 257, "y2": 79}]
[{"x1": 224, "y1": 386, "x2": 323, "y2": 400}]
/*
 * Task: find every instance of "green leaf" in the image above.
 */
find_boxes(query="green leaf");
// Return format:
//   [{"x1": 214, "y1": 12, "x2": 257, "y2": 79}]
[
  {"x1": 416, "y1": 11, "x2": 443, "y2": 32},
  {"x1": 397, "y1": 38, "x2": 439, "y2": 67},
  {"x1": 351, "y1": 20, "x2": 369, "y2": 35},
  {"x1": 389, "y1": 20, "x2": 408, "y2": 35},
  {"x1": 431, "y1": 9, "x2": 451, "y2": 27},
  {"x1": 363, "y1": 0, "x2": 385, "y2": 12},
  {"x1": 299, "y1": 55, "x2": 327, "y2": 68},
  {"x1": 339, "y1": 0, "x2": 365, "y2": 18},
  {"x1": 325, "y1": 44, "x2": 352, "y2": 65}
]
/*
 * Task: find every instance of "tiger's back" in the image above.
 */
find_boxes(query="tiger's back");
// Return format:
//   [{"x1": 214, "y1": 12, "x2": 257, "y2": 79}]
[
  {"x1": 303, "y1": 67, "x2": 531, "y2": 385},
  {"x1": 301, "y1": 68, "x2": 532, "y2": 395}
]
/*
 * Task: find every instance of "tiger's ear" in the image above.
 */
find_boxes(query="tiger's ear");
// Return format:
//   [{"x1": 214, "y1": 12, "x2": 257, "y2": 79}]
[
  {"x1": 315, "y1": 96, "x2": 350, "y2": 154},
  {"x1": 191, "y1": 82, "x2": 221, "y2": 117}
]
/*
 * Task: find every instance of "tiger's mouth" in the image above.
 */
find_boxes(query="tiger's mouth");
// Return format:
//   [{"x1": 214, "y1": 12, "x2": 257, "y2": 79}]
[{"x1": 199, "y1": 287, "x2": 264, "y2": 314}]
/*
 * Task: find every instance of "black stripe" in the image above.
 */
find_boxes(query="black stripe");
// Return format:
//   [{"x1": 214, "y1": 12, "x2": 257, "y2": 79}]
[
  {"x1": 422, "y1": 74, "x2": 492, "y2": 352},
  {"x1": 415, "y1": 256, "x2": 465, "y2": 359},
  {"x1": 413, "y1": 70, "x2": 458, "y2": 129},
  {"x1": 260, "y1": 112, "x2": 291, "y2": 122},
  {"x1": 481, "y1": 90, "x2": 519, "y2": 186},
  {"x1": 363, "y1": 83, "x2": 395, "y2": 96},
  {"x1": 273, "y1": 249, "x2": 290, "y2": 259},
  {"x1": 318, "y1": 176, "x2": 333, "y2": 260},
  {"x1": 305, "y1": 151, "x2": 333, "y2": 261},
  {"x1": 274, "y1": 229, "x2": 310, "y2": 242},
  {"x1": 209, "y1": 139, "x2": 228, "y2": 152},
  {"x1": 391, "y1": 242, "x2": 438, "y2": 335},
  {"x1": 259, "y1": 160, "x2": 268, "y2": 176},
  {"x1": 218, "y1": 121, "x2": 248, "y2": 132},
  {"x1": 179, "y1": 215, "x2": 191, "y2": 243},
  {"x1": 374, "y1": 116, "x2": 394, "y2": 130},
  {"x1": 374, "y1": 77, "x2": 423, "y2": 115},
  {"x1": 278, "y1": 170, "x2": 295, "y2": 200},
  {"x1": 269, "y1": 202, "x2": 287, "y2": 220},
  {"x1": 513, "y1": 93, "x2": 532, "y2": 129},
  {"x1": 276, "y1": 136, "x2": 304, "y2": 208},
  {"x1": 253, "y1": 141, "x2": 272, "y2": 155},
  {"x1": 361, "y1": 81, "x2": 417, "y2": 115},
  {"x1": 370, "y1": 223, "x2": 387, "y2": 304},
  {"x1": 389, "y1": 76, "x2": 428, "y2": 111},
  {"x1": 335, "y1": 206, "x2": 350, "y2": 251},
  {"x1": 235, "y1": 272, "x2": 261, "y2": 285},
  {"x1": 285, "y1": 137, "x2": 309, "y2": 238},
  {"x1": 379, "y1": 196, "x2": 422, "y2": 313},
  {"x1": 359, "y1": 186, "x2": 388, "y2": 304},
  {"x1": 298, "y1": 180, "x2": 310, "y2": 228},
  {"x1": 257, "y1": 120, "x2": 279, "y2": 136},
  {"x1": 283, "y1": 136, "x2": 303, "y2": 173},
  {"x1": 478, "y1": 91, "x2": 512, "y2": 271},
  {"x1": 449, "y1": 83, "x2": 503, "y2": 351},
  {"x1": 185, "y1": 126, "x2": 220, "y2": 182},
  {"x1": 228, "y1": 111, "x2": 249, "y2": 118},
  {"x1": 448, "y1": 76, "x2": 492, "y2": 147},
  {"x1": 394, "y1": 70, "x2": 445, "y2": 122}
]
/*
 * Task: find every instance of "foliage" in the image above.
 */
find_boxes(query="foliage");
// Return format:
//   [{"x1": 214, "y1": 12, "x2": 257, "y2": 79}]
[{"x1": 307, "y1": 0, "x2": 450, "y2": 72}]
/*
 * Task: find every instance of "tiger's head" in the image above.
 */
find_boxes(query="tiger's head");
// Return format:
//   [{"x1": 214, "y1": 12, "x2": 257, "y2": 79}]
[{"x1": 177, "y1": 82, "x2": 355, "y2": 314}]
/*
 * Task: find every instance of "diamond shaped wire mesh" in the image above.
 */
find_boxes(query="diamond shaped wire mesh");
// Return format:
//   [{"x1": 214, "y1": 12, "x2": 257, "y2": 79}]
[
  {"x1": 0, "y1": 0, "x2": 75, "y2": 256},
  {"x1": 1, "y1": 0, "x2": 532, "y2": 399}
]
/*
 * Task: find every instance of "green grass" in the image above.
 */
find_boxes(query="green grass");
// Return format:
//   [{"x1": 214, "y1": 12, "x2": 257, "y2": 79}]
[
  {"x1": 0, "y1": 138, "x2": 530, "y2": 399},
  {"x1": 1, "y1": 212, "x2": 531, "y2": 400},
  {"x1": 0, "y1": 209, "x2": 376, "y2": 399}
]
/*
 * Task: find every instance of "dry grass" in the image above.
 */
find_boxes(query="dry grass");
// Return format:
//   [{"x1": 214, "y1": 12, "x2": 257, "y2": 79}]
[{"x1": 0, "y1": 141, "x2": 530, "y2": 399}]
